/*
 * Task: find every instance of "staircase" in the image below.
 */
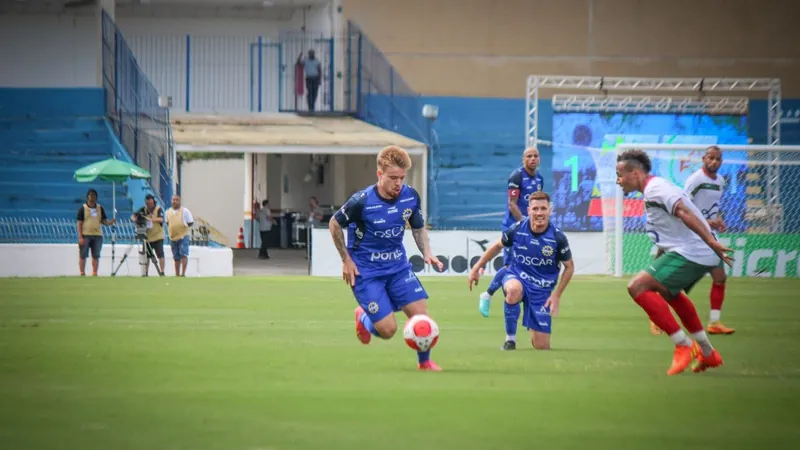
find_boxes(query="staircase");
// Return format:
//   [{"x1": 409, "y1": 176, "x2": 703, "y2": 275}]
[{"x1": 0, "y1": 116, "x2": 133, "y2": 220}]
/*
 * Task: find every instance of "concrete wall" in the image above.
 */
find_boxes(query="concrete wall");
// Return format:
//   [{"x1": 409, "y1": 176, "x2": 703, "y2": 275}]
[
  {"x1": 344, "y1": 0, "x2": 800, "y2": 97},
  {"x1": 180, "y1": 157, "x2": 245, "y2": 247},
  {"x1": 0, "y1": 244, "x2": 233, "y2": 278},
  {"x1": 0, "y1": 14, "x2": 98, "y2": 88}
]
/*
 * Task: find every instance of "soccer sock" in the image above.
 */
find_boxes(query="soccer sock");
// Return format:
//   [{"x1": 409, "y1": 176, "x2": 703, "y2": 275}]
[
  {"x1": 504, "y1": 301, "x2": 520, "y2": 340},
  {"x1": 669, "y1": 293, "x2": 714, "y2": 356},
  {"x1": 633, "y1": 291, "x2": 682, "y2": 338},
  {"x1": 668, "y1": 292, "x2": 705, "y2": 334},
  {"x1": 487, "y1": 267, "x2": 508, "y2": 296},
  {"x1": 358, "y1": 311, "x2": 381, "y2": 337},
  {"x1": 710, "y1": 283, "x2": 726, "y2": 322},
  {"x1": 417, "y1": 350, "x2": 431, "y2": 364}
]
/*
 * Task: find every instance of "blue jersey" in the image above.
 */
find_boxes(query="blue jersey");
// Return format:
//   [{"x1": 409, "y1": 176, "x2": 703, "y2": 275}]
[
  {"x1": 503, "y1": 167, "x2": 544, "y2": 228},
  {"x1": 501, "y1": 218, "x2": 572, "y2": 293},
  {"x1": 333, "y1": 184, "x2": 424, "y2": 278}
]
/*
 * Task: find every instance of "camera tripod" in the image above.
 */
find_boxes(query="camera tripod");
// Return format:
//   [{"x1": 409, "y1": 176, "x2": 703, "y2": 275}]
[{"x1": 112, "y1": 228, "x2": 165, "y2": 277}]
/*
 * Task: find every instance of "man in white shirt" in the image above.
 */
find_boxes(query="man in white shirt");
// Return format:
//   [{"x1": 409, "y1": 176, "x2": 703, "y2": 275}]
[
  {"x1": 682, "y1": 146, "x2": 734, "y2": 334},
  {"x1": 616, "y1": 149, "x2": 732, "y2": 375}
]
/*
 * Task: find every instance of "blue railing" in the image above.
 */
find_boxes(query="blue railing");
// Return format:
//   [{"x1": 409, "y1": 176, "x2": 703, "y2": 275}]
[
  {"x1": 346, "y1": 21, "x2": 429, "y2": 145},
  {"x1": 101, "y1": 10, "x2": 174, "y2": 204},
  {"x1": 0, "y1": 217, "x2": 227, "y2": 248}
]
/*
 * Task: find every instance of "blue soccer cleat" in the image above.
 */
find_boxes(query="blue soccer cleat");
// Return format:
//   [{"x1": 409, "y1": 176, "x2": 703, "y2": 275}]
[{"x1": 478, "y1": 292, "x2": 492, "y2": 318}]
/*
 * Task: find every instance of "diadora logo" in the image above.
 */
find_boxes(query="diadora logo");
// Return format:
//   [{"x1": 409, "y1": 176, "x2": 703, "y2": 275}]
[
  {"x1": 373, "y1": 218, "x2": 386, "y2": 224},
  {"x1": 370, "y1": 249, "x2": 404, "y2": 261},
  {"x1": 374, "y1": 226, "x2": 404, "y2": 238}
]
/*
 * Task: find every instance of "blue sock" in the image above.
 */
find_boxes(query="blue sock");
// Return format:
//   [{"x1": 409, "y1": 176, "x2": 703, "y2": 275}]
[
  {"x1": 417, "y1": 350, "x2": 431, "y2": 364},
  {"x1": 359, "y1": 311, "x2": 381, "y2": 337},
  {"x1": 487, "y1": 266, "x2": 508, "y2": 296},
  {"x1": 504, "y1": 301, "x2": 520, "y2": 337}
]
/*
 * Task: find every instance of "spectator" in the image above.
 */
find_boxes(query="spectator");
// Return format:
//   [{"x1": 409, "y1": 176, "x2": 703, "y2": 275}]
[
  {"x1": 166, "y1": 195, "x2": 194, "y2": 277},
  {"x1": 130, "y1": 194, "x2": 165, "y2": 275},
  {"x1": 256, "y1": 199, "x2": 277, "y2": 259},
  {"x1": 299, "y1": 49, "x2": 322, "y2": 112},
  {"x1": 76, "y1": 188, "x2": 116, "y2": 276},
  {"x1": 308, "y1": 196, "x2": 325, "y2": 228}
]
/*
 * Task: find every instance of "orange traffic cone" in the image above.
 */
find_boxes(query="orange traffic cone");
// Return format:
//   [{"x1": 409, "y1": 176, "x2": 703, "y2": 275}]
[{"x1": 236, "y1": 227, "x2": 245, "y2": 249}]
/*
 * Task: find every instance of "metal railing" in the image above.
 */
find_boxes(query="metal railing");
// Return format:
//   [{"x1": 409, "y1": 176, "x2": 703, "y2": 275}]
[
  {"x1": 101, "y1": 10, "x2": 174, "y2": 203},
  {"x1": 0, "y1": 217, "x2": 227, "y2": 248}
]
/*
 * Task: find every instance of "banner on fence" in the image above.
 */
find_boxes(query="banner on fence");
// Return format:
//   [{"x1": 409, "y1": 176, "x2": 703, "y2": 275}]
[
  {"x1": 310, "y1": 229, "x2": 608, "y2": 277},
  {"x1": 622, "y1": 233, "x2": 800, "y2": 278}
]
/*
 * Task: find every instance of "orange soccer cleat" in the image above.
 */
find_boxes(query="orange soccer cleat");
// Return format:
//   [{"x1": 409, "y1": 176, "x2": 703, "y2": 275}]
[
  {"x1": 418, "y1": 360, "x2": 443, "y2": 372},
  {"x1": 650, "y1": 320, "x2": 665, "y2": 335},
  {"x1": 667, "y1": 343, "x2": 698, "y2": 376},
  {"x1": 707, "y1": 321, "x2": 735, "y2": 335},
  {"x1": 693, "y1": 349, "x2": 724, "y2": 373},
  {"x1": 354, "y1": 307, "x2": 372, "y2": 345}
]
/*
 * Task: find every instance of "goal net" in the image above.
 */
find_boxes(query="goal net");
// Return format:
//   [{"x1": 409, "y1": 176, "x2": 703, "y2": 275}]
[{"x1": 591, "y1": 144, "x2": 800, "y2": 279}]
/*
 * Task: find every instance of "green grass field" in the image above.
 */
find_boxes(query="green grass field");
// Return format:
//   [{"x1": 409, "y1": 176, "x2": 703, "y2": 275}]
[{"x1": 1, "y1": 275, "x2": 799, "y2": 450}]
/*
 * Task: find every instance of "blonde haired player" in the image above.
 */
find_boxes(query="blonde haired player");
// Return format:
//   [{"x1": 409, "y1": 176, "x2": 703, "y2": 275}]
[
  {"x1": 329, "y1": 145, "x2": 445, "y2": 371},
  {"x1": 648, "y1": 146, "x2": 734, "y2": 335}
]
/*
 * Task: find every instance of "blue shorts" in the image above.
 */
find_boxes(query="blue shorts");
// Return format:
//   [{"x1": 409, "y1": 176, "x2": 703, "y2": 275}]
[
  {"x1": 352, "y1": 269, "x2": 429, "y2": 323},
  {"x1": 502, "y1": 272, "x2": 553, "y2": 334},
  {"x1": 79, "y1": 235, "x2": 103, "y2": 259},
  {"x1": 170, "y1": 236, "x2": 190, "y2": 261}
]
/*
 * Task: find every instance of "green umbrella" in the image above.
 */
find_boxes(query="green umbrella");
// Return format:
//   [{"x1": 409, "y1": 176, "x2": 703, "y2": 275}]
[
  {"x1": 74, "y1": 158, "x2": 151, "y2": 183},
  {"x1": 74, "y1": 158, "x2": 152, "y2": 275}
]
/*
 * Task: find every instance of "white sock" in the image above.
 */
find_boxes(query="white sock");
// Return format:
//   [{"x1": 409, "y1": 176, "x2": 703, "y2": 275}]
[
  {"x1": 668, "y1": 330, "x2": 693, "y2": 347},
  {"x1": 691, "y1": 331, "x2": 714, "y2": 357},
  {"x1": 709, "y1": 309, "x2": 721, "y2": 323},
  {"x1": 506, "y1": 335, "x2": 516, "y2": 342}
]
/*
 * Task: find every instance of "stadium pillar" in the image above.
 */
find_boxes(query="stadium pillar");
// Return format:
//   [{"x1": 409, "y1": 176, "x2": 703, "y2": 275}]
[
  {"x1": 243, "y1": 152, "x2": 254, "y2": 249},
  {"x1": 332, "y1": 0, "x2": 345, "y2": 111},
  {"x1": 96, "y1": 0, "x2": 115, "y2": 88},
  {"x1": 331, "y1": 155, "x2": 347, "y2": 205}
]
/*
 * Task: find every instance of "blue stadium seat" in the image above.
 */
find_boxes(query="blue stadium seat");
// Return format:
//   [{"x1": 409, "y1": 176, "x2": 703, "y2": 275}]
[{"x1": 0, "y1": 114, "x2": 136, "y2": 238}]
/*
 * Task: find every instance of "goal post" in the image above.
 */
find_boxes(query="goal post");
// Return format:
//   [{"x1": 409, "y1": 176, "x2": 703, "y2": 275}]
[{"x1": 604, "y1": 143, "x2": 800, "y2": 279}]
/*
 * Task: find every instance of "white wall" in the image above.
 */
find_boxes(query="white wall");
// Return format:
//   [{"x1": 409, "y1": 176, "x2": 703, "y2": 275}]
[
  {"x1": 0, "y1": 14, "x2": 98, "y2": 88},
  {"x1": 116, "y1": 11, "x2": 317, "y2": 113},
  {"x1": 180, "y1": 157, "x2": 244, "y2": 247},
  {"x1": 0, "y1": 244, "x2": 233, "y2": 278}
]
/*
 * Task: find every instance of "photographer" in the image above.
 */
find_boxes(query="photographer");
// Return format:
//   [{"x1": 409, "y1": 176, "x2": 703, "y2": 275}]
[{"x1": 130, "y1": 194, "x2": 165, "y2": 275}]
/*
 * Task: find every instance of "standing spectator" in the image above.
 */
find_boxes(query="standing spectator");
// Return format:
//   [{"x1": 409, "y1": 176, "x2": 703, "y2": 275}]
[
  {"x1": 299, "y1": 49, "x2": 322, "y2": 112},
  {"x1": 308, "y1": 196, "x2": 325, "y2": 228},
  {"x1": 166, "y1": 195, "x2": 194, "y2": 277},
  {"x1": 76, "y1": 188, "x2": 116, "y2": 276},
  {"x1": 256, "y1": 199, "x2": 276, "y2": 259}
]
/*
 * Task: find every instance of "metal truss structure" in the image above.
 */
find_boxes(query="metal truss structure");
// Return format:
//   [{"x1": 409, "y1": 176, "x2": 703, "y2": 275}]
[
  {"x1": 526, "y1": 75, "x2": 782, "y2": 148},
  {"x1": 526, "y1": 75, "x2": 786, "y2": 274},
  {"x1": 551, "y1": 94, "x2": 749, "y2": 115}
]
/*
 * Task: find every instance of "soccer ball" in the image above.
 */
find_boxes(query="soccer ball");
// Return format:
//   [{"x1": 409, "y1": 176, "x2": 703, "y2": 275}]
[{"x1": 403, "y1": 314, "x2": 440, "y2": 352}]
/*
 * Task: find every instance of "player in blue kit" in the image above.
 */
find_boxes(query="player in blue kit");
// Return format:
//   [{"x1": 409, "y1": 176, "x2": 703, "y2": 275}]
[
  {"x1": 477, "y1": 147, "x2": 544, "y2": 350},
  {"x1": 328, "y1": 145, "x2": 445, "y2": 371},
  {"x1": 469, "y1": 192, "x2": 575, "y2": 350}
]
